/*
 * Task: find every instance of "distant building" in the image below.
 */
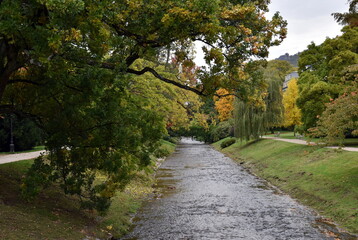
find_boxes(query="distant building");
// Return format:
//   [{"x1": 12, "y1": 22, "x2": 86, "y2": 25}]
[{"x1": 283, "y1": 71, "x2": 299, "y2": 91}]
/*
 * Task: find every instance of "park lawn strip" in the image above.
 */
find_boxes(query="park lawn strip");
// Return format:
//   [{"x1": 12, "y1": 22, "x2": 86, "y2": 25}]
[
  {"x1": 0, "y1": 140, "x2": 176, "y2": 240},
  {"x1": 213, "y1": 138, "x2": 358, "y2": 234}
]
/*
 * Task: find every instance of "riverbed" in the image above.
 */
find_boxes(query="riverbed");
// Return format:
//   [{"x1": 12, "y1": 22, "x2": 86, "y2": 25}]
[{"x1": 122, "y1": 138, "x2": 341, "y2": 239}]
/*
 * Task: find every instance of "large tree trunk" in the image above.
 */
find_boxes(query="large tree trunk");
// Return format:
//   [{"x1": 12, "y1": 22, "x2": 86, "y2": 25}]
[{"x1": 0, "y1": 42, "x2": 20, "y2": 103}]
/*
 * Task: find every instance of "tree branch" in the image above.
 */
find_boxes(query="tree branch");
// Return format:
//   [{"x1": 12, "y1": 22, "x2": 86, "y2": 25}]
[
  {"x1": 8, "y1": 79, "x2": 42, "y2": 86},
  {"x1": 126, "y1": 67, "x2": 205, "y2": 96}
]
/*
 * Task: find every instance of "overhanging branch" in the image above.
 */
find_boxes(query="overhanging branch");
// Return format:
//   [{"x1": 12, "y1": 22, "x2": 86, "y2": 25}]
[
  {"x1": 127, "y1": 67, "x2": 205, "y2": 96},
  {"x1": 8, "y1": 79, "x2": 42, "y2": 86}
]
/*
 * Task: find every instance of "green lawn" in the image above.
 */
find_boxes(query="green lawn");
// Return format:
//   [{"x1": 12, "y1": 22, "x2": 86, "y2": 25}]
[{"x1": 213, "y1": 137, "x2": 358, "y2": 234}]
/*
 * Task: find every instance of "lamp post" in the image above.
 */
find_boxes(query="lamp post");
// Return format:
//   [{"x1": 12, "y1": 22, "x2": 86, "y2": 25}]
[{"x1": 9, "y1": 114, "x2": 14, "y2": 153}]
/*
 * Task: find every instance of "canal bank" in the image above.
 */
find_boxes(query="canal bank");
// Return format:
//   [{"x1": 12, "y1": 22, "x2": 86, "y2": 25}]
[{"x1": 213, "y1": 137, "x2": 358, "y2": 236}]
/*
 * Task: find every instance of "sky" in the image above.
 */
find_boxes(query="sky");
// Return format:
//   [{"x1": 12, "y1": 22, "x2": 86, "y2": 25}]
[
  {"x1": 266, "y1": 0, "x2": 349, "y2": 59},
  {"x1": 194, "y1": 0, "x2": 350, "y2": 65}
]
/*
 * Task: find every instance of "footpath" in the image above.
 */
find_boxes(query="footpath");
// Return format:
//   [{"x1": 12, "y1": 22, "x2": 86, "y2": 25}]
[
  {"x1": 263, "y1": 136, "x2": 358, "y2": 152},
  {"x1": 0, "y1": 150, "x2": 45, "y2": 165}
]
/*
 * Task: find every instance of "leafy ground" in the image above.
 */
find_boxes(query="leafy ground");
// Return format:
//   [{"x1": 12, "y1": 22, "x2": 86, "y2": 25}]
[
  {"x1": 213, "y1": 138, "x2": 358, "y2": 234},
  {"x1": 0, "y1": 140, "x2": 176, "y2": 240}
]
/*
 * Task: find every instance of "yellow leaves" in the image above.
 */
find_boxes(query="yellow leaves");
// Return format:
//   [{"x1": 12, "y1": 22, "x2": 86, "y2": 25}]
[
  {"x1": 161, "y1": 7, "x2": 197, "y2": 26},
  {"x1": 214, "y1": 89, "x2": 234, "y2": 122},
  {"x1": 239, "y1": 25, "x2": 252, "y2": 35},
  {"x1": 126, "y1": 0, "x2": 143, "y2": 9},
  {"x1": 283, "y1": 79, "x2": 302, "y2": 127},
  {"x1": 65, "y1": 28, "x2": 82, "y2": 42},
  {"x1": 220, "y1": 6, "x2": 255, "y2": 20}
]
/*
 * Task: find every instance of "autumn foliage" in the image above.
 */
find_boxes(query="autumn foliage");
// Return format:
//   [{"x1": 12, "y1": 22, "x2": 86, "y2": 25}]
[
  {"x1": 214, "y1": 88, "x2": 234, "y2": 122},
  {"x1": 282, "y1": 78, "x2": 302, "y2": 128}
]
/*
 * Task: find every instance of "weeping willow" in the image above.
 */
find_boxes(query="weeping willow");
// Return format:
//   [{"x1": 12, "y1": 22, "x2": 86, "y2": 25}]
[
  {"x1": 234, "y1": 100, "x2": 265, "y2": 141},
  {"x1": 234, "y1": 61, "x2": 290, "y2": 141}
]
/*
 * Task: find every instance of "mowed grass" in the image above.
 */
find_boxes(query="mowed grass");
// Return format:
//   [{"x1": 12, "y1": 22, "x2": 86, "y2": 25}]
[
  {"x1": 213, "y1": 138, "x2": 358, "y2": 234},
  {"x1": 0, "y1": 140, "x2": 176, "y2": 239}
]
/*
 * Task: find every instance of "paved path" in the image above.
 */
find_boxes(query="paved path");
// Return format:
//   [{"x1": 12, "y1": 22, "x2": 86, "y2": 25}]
[
  {"x1": 122, "y1": 138, "x2": 346, "y2": 239},
  {"x1": 263, "y1": 136, "x2": 358, "y2": 152},
  {"x1": 0, "y1": 151, "x2": 45, "y2": 165}
]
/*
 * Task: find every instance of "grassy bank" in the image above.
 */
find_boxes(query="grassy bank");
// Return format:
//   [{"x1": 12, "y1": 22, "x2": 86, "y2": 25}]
[
  {"x1": 213, "y1": 138, "x2": 358, "y2": 234},
  {"x1": 0, "y1": 140, "x2": 176, "y2": 240}
]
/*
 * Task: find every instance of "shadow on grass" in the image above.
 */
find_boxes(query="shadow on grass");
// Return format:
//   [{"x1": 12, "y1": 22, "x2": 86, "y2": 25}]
[{"x1": 0, "y1": 159, "x2": 107, "y2": 240}]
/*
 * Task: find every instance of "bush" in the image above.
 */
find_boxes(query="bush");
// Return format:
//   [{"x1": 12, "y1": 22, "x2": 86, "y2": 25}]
[
  {"x1": 220, "y1": 138, "x2": 236, "y2": 148},
  {"x1": 210, "y1": 119, "x2": 235, "y2": 142},
  {"x1": 162, "y1": 135, "x2": 180, "y2": 144}
]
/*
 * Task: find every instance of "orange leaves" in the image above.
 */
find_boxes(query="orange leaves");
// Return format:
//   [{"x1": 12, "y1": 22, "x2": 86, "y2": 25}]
[{"x1": 214, "y1": 88, "x2": 234, "y2": 122}]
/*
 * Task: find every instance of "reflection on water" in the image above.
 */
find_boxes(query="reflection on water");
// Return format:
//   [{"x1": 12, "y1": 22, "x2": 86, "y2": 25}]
[{"x1": 122, "y1": 138, "x2": 356, "y2": 240}]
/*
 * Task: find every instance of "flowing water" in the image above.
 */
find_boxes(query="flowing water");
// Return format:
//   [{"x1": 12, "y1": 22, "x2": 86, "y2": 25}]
[{"x1": 122, "y1": 138, "x2": 356, "y2": 240}]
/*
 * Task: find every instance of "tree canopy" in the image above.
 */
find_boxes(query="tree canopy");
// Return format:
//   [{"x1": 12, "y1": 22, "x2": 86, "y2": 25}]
[
  {"x1": 282, "y1": 78, "x2": 302, "y2": 128},
  {"x1": 297, "y1": 26, "x2": 358, "y2": 131},
  {"x1": 0, "y1": 0, "x2": 287, "y2": 211},
  {"x1": 234, "y1": 60, "x2": 293, "y2": 140}
]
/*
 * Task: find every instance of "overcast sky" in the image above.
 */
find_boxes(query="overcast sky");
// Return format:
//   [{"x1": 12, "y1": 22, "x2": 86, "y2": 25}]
[
  {"x1": 194, "y1": 0, "x2": 350, "y2": 65},
  {"x1": 267, "y1": 0, "x2": 349, "y2": 59}
]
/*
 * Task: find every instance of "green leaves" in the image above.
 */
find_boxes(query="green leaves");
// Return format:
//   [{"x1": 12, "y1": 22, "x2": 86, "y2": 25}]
[
  {"x1": 1, "y1": 0, "x2": 288, "y2": 212},
  {"x1": 297, "y1": 27, "x2": 358, "y2": 130}
]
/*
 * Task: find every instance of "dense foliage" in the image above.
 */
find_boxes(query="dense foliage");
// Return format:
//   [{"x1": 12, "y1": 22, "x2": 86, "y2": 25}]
[
  {"x1": 214, "y1": 89, "x2": 234, "y2": 122},
  {"x1": 282, "y1": 78, "x2": 301, "y2": 129},
  {"x1": 234, "y1": 60, "x2": 294, "y2": 140},
  {"x1": 309, "y1": 91, "x2": 358, "y2": 145},
  {"x1": 297, "y1": 26, "x2": 358, "y2": 131},
  {"x1": 0, "y1": 114, "x2": 43, "y2": 151},
  {"x1": 0, "y1": 0, "x2": 287, "y2": 211}
]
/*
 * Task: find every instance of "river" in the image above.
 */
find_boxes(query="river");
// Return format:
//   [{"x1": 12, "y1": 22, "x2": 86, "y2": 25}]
[{"x1": 122, "y1": 138, "x2": 352, "y2": 240}]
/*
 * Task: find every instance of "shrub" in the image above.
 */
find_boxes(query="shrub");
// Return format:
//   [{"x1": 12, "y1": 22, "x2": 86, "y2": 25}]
[
  {"x1": 220, "y1": 138, "x2": 236, "y2": 148},
  {"x1": 210, "y1": 119, "x2": 235, "y2": 142}
]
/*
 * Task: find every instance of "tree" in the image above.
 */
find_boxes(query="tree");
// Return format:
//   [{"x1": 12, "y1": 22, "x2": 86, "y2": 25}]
[
  {"x1": 332, "y1": 0, "x2": 358, "y2": 27},
  {"x1": 263, "y1": 60, "x2": 294, "y2": 129},
  {"x1": 0, "y1": 0, "x2": 287, "y2": 211},
  {"x1": 309, "y1": 91, "x2": 358, "y2": 145},
  {"x1": 297, "y1": 27, "x2": 358, "y2": 131},
  {"x1": 129, "y1": 59, "x2": 203, "y2": 132},
  {"x1": 214, "y1": 88, "x2": 234, "y2": 122},
  {"x1": 234, "y1": 60, "x2": 294, "y2": 140},
  {"x1": 282, "y1": 78, "x2": 302, "y2": 129}
]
